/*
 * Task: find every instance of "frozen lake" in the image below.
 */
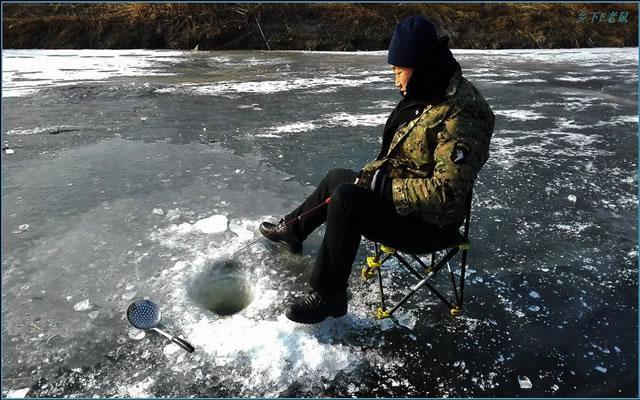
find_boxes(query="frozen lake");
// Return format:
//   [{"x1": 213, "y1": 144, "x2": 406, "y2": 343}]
[{"x1": 1, "y1": 48, "x2": 638, "y2": 397}]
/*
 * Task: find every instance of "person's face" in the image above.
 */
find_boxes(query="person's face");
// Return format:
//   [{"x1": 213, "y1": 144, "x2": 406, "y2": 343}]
[{"x1": 392, "y1": 65, "x2": 415, "y2": 96}]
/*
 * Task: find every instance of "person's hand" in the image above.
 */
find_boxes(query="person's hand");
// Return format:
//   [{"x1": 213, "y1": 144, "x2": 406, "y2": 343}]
[
  {"x1": 370, "y1": 169, "x2": 393, "y2": 202},
  {"x1": 354, "y1": 170, "x2": 363, "y2": 185}
]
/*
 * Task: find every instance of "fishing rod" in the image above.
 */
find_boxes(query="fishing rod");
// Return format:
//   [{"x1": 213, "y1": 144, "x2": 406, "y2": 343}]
[
  {"x1": 231, "y1": 176, "x2": 361, "y2": 257},
  {"x1": 231, "y1": 196, "x2": 332, "y2": 258}
]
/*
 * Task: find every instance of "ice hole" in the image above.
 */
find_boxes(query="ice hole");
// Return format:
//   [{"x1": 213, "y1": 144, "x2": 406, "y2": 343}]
[{"x1": 188, "y1": 259, "x2": 253, "y2": 316}]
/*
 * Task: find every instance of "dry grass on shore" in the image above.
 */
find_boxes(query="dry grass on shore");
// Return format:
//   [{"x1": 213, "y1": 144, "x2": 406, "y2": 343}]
[{"x1": 3, "y1": 3, "x2": 637, "y2": 50}]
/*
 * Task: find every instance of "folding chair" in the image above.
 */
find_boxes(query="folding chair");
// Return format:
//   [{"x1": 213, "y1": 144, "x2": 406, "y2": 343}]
[{"x1": 361, "y1": 191, "x2": 473, "y2": 320}]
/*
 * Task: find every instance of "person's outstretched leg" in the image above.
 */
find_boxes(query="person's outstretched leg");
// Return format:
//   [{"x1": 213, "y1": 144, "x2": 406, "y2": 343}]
[
  {"x1": 286, "y1": 183, "x2": 381, "y2": 323},
  {"x1": 286, "y1": 183, "x2": 460, "y2": 323},
  {"x1": 285, "y1": 168, "x2": 359, "y2": 241},
  {"x1": 259, "y1": 168, "x2": 358, "y2": 253}
]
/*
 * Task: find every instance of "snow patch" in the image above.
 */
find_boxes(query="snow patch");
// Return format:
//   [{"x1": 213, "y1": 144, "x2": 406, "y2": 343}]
[
  {"x1": 187, "y1": 314, "x2": 359, "y2": 395},
  {"x1": 5, "y1": 388, "x2": 30, "y2": 398},
  {"x1": 494, "y1": 109, "x2": 546, "y2": 121}
]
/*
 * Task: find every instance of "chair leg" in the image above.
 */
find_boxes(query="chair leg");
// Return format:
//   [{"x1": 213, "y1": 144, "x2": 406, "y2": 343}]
[
  {"x1": 377, "y1": 266, "x2": 386, "y2": 312},
  {"x1": 367, "y1": 244, "x2": 468, "y2": 319},
  {"x1": 459, "y1": 249, "x2": 468, "y2": 308},
  {"x1": 448, "y1": 260, "x2": 461, "y2": 305}
]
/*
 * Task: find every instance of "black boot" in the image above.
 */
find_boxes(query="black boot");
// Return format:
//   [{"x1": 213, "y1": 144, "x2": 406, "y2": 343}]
[
  {"x1": 259, "y1": 218, "x2": 303, "y2": 254},
  {"x1": 285, "y1": 290, "x2": 348, "y2": 324}
]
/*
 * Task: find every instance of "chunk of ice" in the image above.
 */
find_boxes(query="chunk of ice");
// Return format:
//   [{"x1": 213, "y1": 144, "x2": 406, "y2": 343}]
[
  {"x1": 595, "y1": 366, "x2": 607, "y2": 373},
  {"x1": 171, "y1": 261, "x2": 187, "y2": 271},
  {"x1": 6, "y1": 388, "x2": 29, "y2": 398},
  {"x1": 567, "y1": 195, "x2": 577, "y2": 203},
  {"x1": 5, "y1": 148, "x2": 15, "y2": 154},
  {"x1": 396, "y1": 312, "x2": 417, "y2": 330},
  {"x1": 163, "y1": 343, "x2": 180, "y2": 356},
  {"x1": 73, "y1": 299, "x2": 91, "y2": 311},
  {"x1": 379, "y1": 319, "x2": 394, "y2": 331},
  {"x1": 152, "y1": 208, "x2": 164, "y2": 216},
  {"x1": 518, "y1": 375, "x2": 532, "y2": 389},
  {"x1": 528, "y1": 305, "x2": 540, "y2": 312},
  {"x1": 122, "y1": 291, "x2": 137, "y2": 301},
  {"x1": 18, "y1": 224, "x2": 29, "y2": 232},
  {"x1": 166, "y1": 209, "x2": 181, "y2": 221},
  {"x1": 614, "y1": 346, "x2": 621, "y2": 353},
  {"x1": 529, "y1": 291, "x2": 540, "y2": 299},
  {"x1": 193, "y1": 215, "x2": 228, "y2": 234},
  {"x1": 128, "y1": 327, "x2": 146, "y2": 340},
  {"x1": 123, "y1": 377, "x2": 155, "y2": 397}
]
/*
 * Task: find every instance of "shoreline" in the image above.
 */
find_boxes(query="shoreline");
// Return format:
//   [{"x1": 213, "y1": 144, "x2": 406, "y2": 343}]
[
  {"x1": 3, "y1": 47, "x2": 637, "y2": 53},
  {"x1": 3, "y1": 3, "x2": 637, "y2": 50}
]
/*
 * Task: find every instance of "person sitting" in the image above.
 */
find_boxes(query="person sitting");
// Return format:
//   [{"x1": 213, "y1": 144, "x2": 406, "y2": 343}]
[{"x1": 260, "y1": 15, "x2": 495, "y2": 324}]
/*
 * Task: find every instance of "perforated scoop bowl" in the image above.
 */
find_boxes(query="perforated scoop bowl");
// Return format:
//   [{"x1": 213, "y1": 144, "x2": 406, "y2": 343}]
[
  {"x1": 126, "y1": 299, "x2": 195, "y2": 353},
  {"x1": 127, "y1": 299, "x2": 161, "y2": 330}
]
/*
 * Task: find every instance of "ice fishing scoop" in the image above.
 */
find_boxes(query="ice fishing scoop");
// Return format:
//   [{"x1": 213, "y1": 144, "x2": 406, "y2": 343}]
[{"x1": 126, "y1": 299, "x2": 195, "y2": 353}]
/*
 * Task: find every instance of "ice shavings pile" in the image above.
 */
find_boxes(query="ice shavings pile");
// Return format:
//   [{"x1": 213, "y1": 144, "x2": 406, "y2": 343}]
[
  {"x1": 186, "y1": 315, "x2": 359, "y2": 394},
  {"x1": 144, "y1": 213, "x2": 390, "y2": 395}
]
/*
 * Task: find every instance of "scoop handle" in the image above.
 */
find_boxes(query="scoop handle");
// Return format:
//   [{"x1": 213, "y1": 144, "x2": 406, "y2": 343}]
[
  {"x1": 152, "y1": 327, "x2": 195, "y2": 353},
  {"x1": 172, "y1": 336, "x2": 195, "y2": 353}
]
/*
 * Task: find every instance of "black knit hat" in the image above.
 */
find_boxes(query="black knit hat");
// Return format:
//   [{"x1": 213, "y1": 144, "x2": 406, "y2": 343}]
[{"x1": 387, "y1": 16, "x2": 438, "y2": 67}]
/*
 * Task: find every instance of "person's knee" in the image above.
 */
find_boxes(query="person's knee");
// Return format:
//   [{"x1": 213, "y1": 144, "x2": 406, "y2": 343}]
[
  {"x1": 326, "y1": 168, "x2": 353, "y2": 182},
  {"x1": 331, "y1": 183, "x2": 362, "y2": 209}
]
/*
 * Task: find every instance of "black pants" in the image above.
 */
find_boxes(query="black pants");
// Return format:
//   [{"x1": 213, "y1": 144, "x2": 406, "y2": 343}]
[{"x1": 285, "y1": 168, "x2": 460, "y2": 296}]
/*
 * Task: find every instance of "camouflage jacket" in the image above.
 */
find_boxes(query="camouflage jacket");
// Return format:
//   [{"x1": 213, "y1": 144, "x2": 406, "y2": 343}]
[{"x1": 359, "y1": 64, "x2": 495, "y2": 226}]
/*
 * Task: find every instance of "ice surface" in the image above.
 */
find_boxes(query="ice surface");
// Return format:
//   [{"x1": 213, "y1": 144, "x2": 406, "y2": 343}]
[
  {"x1": 595, "y1": 366, "x2": 608, "y2": 374},
  {"x1": 2, "y1": 47, "x2": 637, "y2": 397},
  {"x1": 3, "y1": 49, "x2": 181, "y2": 97},
  {"x1": 154, "y1": 75, "x2": 388, "y2": 96},
  {"x1": 265, "y1": 121, "x2": 317, "y2": 134},
  {"x1": 261, "y1": 111, "x2": 388, "y2": 135}
]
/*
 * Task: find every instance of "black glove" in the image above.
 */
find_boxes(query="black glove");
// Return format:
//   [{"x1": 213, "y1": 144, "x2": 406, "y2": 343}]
[{"x1": 370, "y1": 169, "x2": 393, "y2": 203}]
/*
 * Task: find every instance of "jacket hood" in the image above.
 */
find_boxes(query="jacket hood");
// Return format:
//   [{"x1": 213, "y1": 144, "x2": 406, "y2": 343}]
[{"x1": 404, "y1": 36, "x2": 460, "y2": 104}]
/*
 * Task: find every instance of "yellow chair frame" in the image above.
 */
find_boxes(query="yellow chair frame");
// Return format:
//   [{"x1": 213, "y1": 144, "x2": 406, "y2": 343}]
[{"x1": 361, "y1": 192, "x2": 473, "y2": 319}]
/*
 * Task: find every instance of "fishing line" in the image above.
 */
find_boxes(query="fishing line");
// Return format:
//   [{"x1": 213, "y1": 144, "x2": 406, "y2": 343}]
[{"x1": 231, "y1": 196, "x2": 332, "y2": 258}]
